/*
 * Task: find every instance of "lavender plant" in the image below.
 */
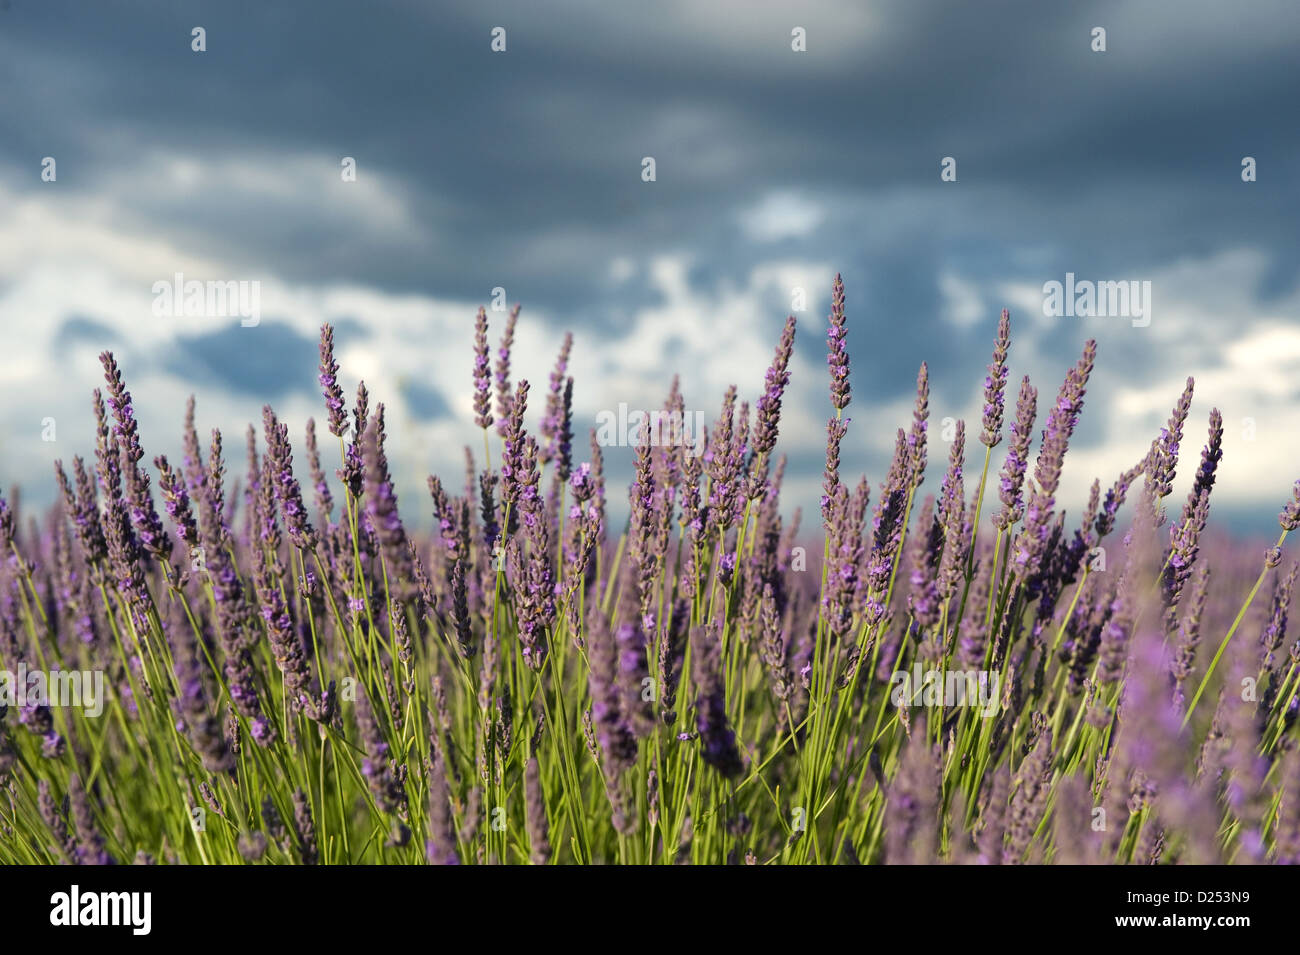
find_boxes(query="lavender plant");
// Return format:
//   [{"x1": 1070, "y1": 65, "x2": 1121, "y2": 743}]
[{"x1": 2, "y1": 286, "x2": 1300, "y2": 866}]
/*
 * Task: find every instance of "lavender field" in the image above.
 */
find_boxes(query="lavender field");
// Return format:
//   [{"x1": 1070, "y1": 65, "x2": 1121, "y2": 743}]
[{"x1": 1, "y1": 277, "x2": 1298, "y2": 865}]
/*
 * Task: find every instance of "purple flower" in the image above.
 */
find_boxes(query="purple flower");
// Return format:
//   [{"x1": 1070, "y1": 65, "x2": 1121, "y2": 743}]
[
  {"x1": 499, "y1": 380, "x2": 533, "y2": 533},
  {"x1": 251, "y1": 547, "x2": 319, "y2": 721},
  {"x1": 154, "y1": 454, "x2": 199, "y2": 551},
  {"x1": 570, "y1": 461, "x2": 595, "y2": 502},
  {"x1": 866, "y1": 430, "x2": 910, "y2": 631},
  {"x1": 478, "y1": 470, "x2": 500, "y2": 552},
  {"x1": 821, "y1": 415, "x2": 849, "y2": 529},
  {"x1": 472, "y1": 307, "x2": 493, "y2": 431},
  {"x1": 361, "y1": 404, "x2": 413, "y2": 587},
  {"x1": 885, "y1": 717, "x2": 940, "y2": 864},
  {"x1": 539, "y1": 332, "x2": 574, "y2": 469},
  {"x1": 585, "y1": 607, "x2": 638, "y2": 773},
  {"x1": 994, "y1": 376, "x2": 1037, "y2": 530},
  {"x1": 355, "y1": 687, "x2": 405, "y2": 815},
  {"x1": 450, "y1": 547, "x2": 473, "y2": 656},
  {"x1": 555, "y1": 377, "x2": 574, "y2": 482},
  {"x1": 54, "y1": 456, "x2": 107, "y2": 564},
  {"x1": 1259, "y1": 561, "x2": 1298, "y2": 680},
  {"x1": 692, "y1": 617, "x2": 743, "y2": 778},
  {"x1": 980, "y1": 308, "x2": 1011, "y2": 448},
  {"x1": 827, "y1": 273, "x2": 850, "y2": 412},
  {"x1": 958, "y1": 559, "x2": 992, "y2": 669},
  {"x1": 752, "y1": 314, "x2": 797, "y2": 460},
  {"x1": 1003, "y1": 727, "x2": 1053, "y2": 863},
  {"x1": 1011, "y1": 341, "x2": 1096, "y2": 583},
  {"x1": 69, "y1": 775, "x2": 115, "y2": 865},
  {"x1": 494, "y1": 304, "x2": 520, "y2": 436},
  {"x1": 705, "y1": 387, "x2": 747, "y2": 530},
  {"x1": 823, "y1": 479, "x2": 866, "y2": 637},
  {"x1": 100, "y1": 352, "x2": 170, "y2": 566},
  {"x1": 262, "y1": 406, "x2": 317, "y2": 551},
  {"x1": 1171, "y1": 564, "x2": 1209, "y2": 712},
  {"x1": 627, "y1": 424, "x2": 662, "y2": 628},
  {"x1": 1279, "y1": 478, "x2": 1300, "y2": 531},
  {"x1": 907, "y1": 362, "x2": 930, "y2": 490},
  {"x1": 511, "y1": 464, "x2": 555, "y2": 670},
  {"x1": 181, "y1": 395, "x2": 205, "y2": 495},
  {"x1": 303, "y1": 417, "x2": 334, "y2": 529},
  {"x1": 905, "y1": 496, "x2": 944, "y2": 636},
  {"x1": 759, "y1": 584, "x2": 793, "y2": 718},
  {"x1": 97, "y1": 435, "x2": 153, "y2": 630},
  {"x1": 336, "y1": 382, "x2": 368, "y2": 499},
  {"x1": 167, "y1": 598, "x2": 234, "y2": 772},
  {"x1": 318, "y1": 324, "x2": 349, "y2": 438},
  {"x1": 292, "y1": 790, "x2": 318, "y2": 865},
  {"x1": 936, "y1": 419, "x2": 967, "y2": 602},
  {"x1": 1148, "y1": 376, "x2": 1195, "y2": 507},
  {"x1": 198, "y1": 428, "x2": 274, "y2": 745},
  {"x1": 1096, "y1": 462, "x2": 1142, "y2": 540}
]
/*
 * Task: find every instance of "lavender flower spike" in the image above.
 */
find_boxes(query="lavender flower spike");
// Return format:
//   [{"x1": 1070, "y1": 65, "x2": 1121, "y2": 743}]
[
  {"x1": 907, "y1": 362, "x2": 929, "y2": 489},
  {"x1": 252, "y1": 551, "x2": 319, "y2": 719},
  {"x1": 68, "y1": 775, "x2": 114, "y2": 865},
  {"x1": 1177, "y1": 407, "x2": 1223, "y2": 532},
  {"x1": 318, "y1": 323, "x2": 349, "y2": 438},
  {"x1": 1012, "y1": 340, "x2": 1096, "y2": 583},
  {"x1": 1279, "y1": 477, "x2": 1300, "y2": 531},
  {"x1": 693, "y1": 617, "x2": 743, "y2": 778},
  {"x1": 168, "y1": 597, "x2": 234, "y2": 772},
  {"x1": 539, "y1": 331, "x2": 574, "y2": 465},
  {"x1": 827, "y1": 273, "x2": 850, "y2": 412},
  {"x1": 1149, "y1": 376, "x2": 1195, "y2": 508},
  {"x1": 262, "y1": 406, "x2": 318, "y2": 551},
  {"x1": 304, "y1": 417, "x2": 334, "y2": 525},
  {"x1": 752, "y1": 315, "x2": 797, "y2": 459},
  {"x1": 355, "y1": 687, "x2": 405, "y2": 815},
  {"x1": 585, "y1": 606, "x2": 637, "y2": 774},
  {"x1": 100, "y1": 351, "x2": 170, "y2": 565},
  {"x1": 154, "y1": 454, "x2": 199, "y2": 552},
  {"x1": 884, "y1": 717, "x2": 941, "y2": 864},
  {"x1": 361, "y1": 404, "x2": 413, "y2": 586},
  {"x1": 499, "y1": 380, "x2": 532, "y2": 527},
  {"x1": 979, "y1": 308, "x2": 1011, "y2": 448},
  {"x1": 472, "y1": 307, "x2": 493, "y2": 431},
  {"x1": 821, "y1": 415, "x2": 850, "y2": 530},
  {"x1": 993, "y1": 376, "x2": 1037, "y2": 530},
  {"x1": 494, "y1": 303, "x2": 520, "y2": 436}
]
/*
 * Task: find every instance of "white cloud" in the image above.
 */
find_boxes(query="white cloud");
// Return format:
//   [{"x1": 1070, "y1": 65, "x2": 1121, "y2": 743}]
[
  {"x1": 938, "y1": 271, "x2": 985, "y2": 329},
  {"x1": 738, "y1": 192, "x2": 826, "y2": 243},
  {"x1": 2, "y1": 166, "x2": 1297, "y2": 541},
  {"x1": 996, "y1": 250, "x2": 1300, "y2": 521}
]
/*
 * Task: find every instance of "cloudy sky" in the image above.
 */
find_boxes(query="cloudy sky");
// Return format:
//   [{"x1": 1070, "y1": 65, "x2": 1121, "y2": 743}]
[{"x1": 1, "y1": 0, "x2": 1298, "y2": 535}]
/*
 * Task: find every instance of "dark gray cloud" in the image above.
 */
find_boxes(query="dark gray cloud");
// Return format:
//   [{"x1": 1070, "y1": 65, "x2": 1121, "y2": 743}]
[
  {"x1": 1, "y1": 0, "x2": 1297, "y2": 533},
  {"x1": 5, "y1": 2, "x2": 1295, "y2": 309},
  {"x1": 163, "y1": 321, "x2": 318, "y2": 399},
  {"x1": 54, "y1": 315, "x2": 121, "y2": 351},
  {"x1": 397, "y1": 379, "x2": 451, "y2": 422}
]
